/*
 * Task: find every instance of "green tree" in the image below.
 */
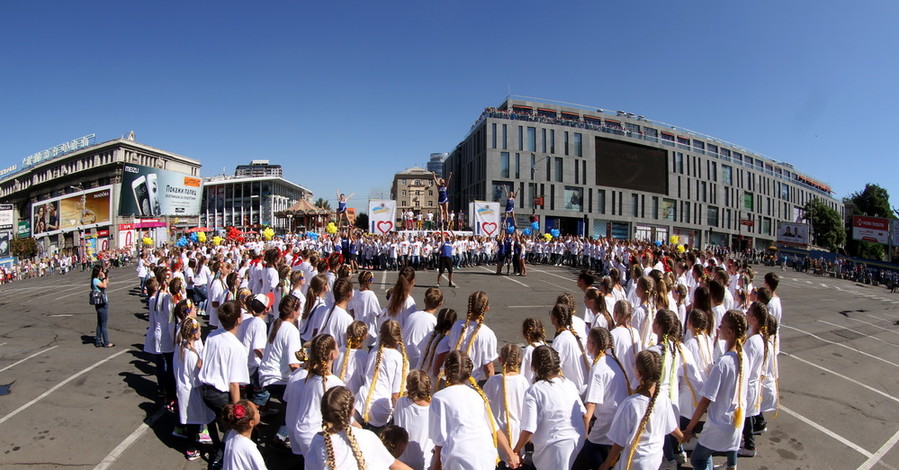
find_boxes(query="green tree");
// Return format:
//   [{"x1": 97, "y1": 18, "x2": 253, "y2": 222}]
[
  {"x1": 802, "y1": 199, "x2": 845, "y2": 251},
  {"x1": 10, "y1": 237, "x2": 37, "y2": 259},
  {"x1": 314, "y1": 198, "x2": 332, "y2": 211},
  {"x1": 354, "y1": 212, "x2": 369, "y2": 230},
  {"x1": 844, "y1": 183, "x2": 893, "y2": 260}
]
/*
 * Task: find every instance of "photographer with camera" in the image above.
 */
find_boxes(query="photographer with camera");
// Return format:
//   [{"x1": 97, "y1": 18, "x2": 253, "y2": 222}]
[{"x1": 90, "y1": 265, "x2": 114, "y2": 348}]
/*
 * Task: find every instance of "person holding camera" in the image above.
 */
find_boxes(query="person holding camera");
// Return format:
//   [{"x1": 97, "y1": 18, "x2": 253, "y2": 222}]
[{"x1": 91, "y1": 266, "x2": 114, "y2": 348}]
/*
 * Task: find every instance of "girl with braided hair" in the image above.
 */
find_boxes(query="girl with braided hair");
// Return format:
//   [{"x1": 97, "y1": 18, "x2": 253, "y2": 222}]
[
  {"x1": 758, "y1": 314, "x2": 779, "y2": 434},
  {"x1": 429, "y1": 351, "x2": 520, "y2": 470},
  {"x1": 332, "y1": 321, "x2": 370, "y2": 395},
  {"x1": 483, "y1": 344, "x2": 528, "y2": 454},
  {"x1": 357, "y1": 320, "x2": 409, "y2": 430},
  {"x1": 394, "y1": 370, "x2": 435, "y2": 470},
  {"x1": 586, "y1": 286, "x2": 614, "y2": 330},
  {"x1": 351, "y1": 271, "x2": 381, "y2": 347},
  {"x1": 301, "y1": 274, "x2": 330, "y2": 343},
  {"x1": 683, "y1": 310, "x2": 748, "y2": 470},
  {"x1": 556, "y1": 292, "x2": 589, "y2": 339},
  {"x1": 520, "y1": 317, "x2": 547, "y2": 383},
  {"x1": 285, "y1": 334, "x2": 344, "y2": 458},
  {"x1": 220, "y1": 400, "x2": 266, "y2": 469},
  {"x1": 446, "y1": 291, "x2": 498, "y2": 381},
  {"x1": 549, "y1": 302, "x2": 590, "y2": 395},
  {"x1": 513, "y1": 345, "x2": 586, "y2": 469},
  {"x1": 578, "y1": 327, "x2": 629, "y2": 469},
  {"x1": 307, "y1": 386, "x2": 411, "y2": 470},
  {"x1": 422, "y1": 308, "x2": 457, "y2": 382},
  {"x1": 610, "y1": 300, "x2": 642, "y2": 392},
  {"x1": 322, "y1": 278, "x2": 355, "y2": 347},
  {"x1": 600, "y1": 350, "x2": 680, "y2": 470},
  {"x1": 738, "y1": 302, "x2": 769, "y2": 458},
  {"x1": 173, "y1": 318, "x2": 214, "y2": 461},
  {"x1": 631, "y1": 276, "x2": 657, "y2": 349}
]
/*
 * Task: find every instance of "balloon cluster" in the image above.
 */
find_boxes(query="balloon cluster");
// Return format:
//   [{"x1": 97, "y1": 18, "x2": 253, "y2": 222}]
[
  {"x1": 305, "y1": 231, "x2": 319, "y2": 240},
  {"x1": 175, "y1": 236, "x2": 189, "y2": 247},
  {"x1": 142, "y1": 237, "x2": 154, "y2": 246},
  {"x1": 550, "y1": 229, "x2": 560, "y2": 238},
  {"x1": 189, "y1": 232, "x2": 199, "y2": 243},
  {"x1": 506, "y1": 226, "x2": 515, "y2": 234},
  {"x1": 212, "y1": 236, "x2": 222, "y2": 246},
  {"x1": 198, "y1": 232, "x2": 207, "y2": 243},
  {"x1": 262, "y1": 227, "x2": 275, "y2": 241},
  {"x1": 326, "y1": 222, "x2": 338, "y2": 234},
  {"x1": 530, "y1": 221, "x2": 539, "y2": 231},
  {"x1": 522, "y1": 228, "x2": 532, "y2": 236},
  {"x1": 543, "y1": 233, "x2": 553, "y2": 241},
  {"x1": 226, "y1": 226, "x2": 241, "y2": 241}
]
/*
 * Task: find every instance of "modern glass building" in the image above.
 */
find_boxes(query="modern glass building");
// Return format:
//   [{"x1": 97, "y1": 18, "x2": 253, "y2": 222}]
[
  {"x1": 201, "y1": 174, "x2": 311, "y2": 233},
  {"x1": 445, "y1": 97, "x2": 842, "y2": 249}
]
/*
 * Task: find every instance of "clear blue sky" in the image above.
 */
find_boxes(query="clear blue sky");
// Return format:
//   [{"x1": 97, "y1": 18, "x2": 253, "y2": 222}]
[{"x1": 1, "y1": 1, "x2": 897, "y2": 213}]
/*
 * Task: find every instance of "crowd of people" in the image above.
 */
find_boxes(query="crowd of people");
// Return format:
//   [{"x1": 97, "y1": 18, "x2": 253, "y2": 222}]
[{"x1": 131, "y1": 230, "x2": 784, "y2": 470}]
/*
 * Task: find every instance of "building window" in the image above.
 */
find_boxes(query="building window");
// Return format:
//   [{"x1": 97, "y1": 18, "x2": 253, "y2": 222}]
[
  {"x1": 492, "y1": 123, "x2": 497, "y2": 148},
  {"x1": 428, "y1": 190, "x2": 433, "y2": 196},
  {"x1": 722, "y1": 165, "x2": 733, "y2": 185},
  {"x1": 554, "y1": 158, "x2": 563, "y2": 183},
  {"x1": 632, "y1": 194, "x2": 639, "y2": 217},
  {"x1": 500, "y1": 152, "x2": 510, "y2": 178},
  {"x1": 542, "y1": 128, "x2": 547, "y2": 153},
  {"x1": 598, "y1": 190, "x2": 606, "y2": 214},
  {"x1": 574, "y1": 133, "x2": 583, "y2": 157},
  {"x1": 550, "y1": 129, "x2": 556, "y2": 154},
  {"x1": 676, "y1": 153, "x2": 684, "y2": 174},
  {"x1": 652, "y1": 197, "x2": 659, "y2": 219},
  {"x1": 564, "y1": 132, "x2": 570, "y2": 155},
  {"x1": 707, "y1": 206, "x2": 719, "y2": 226},
  {"x1": 518, "y1": 126, "x2": 524, "y2": 151},
  {"x1": 428, "y1": 201, "x2": 433, "y2": 207},
  {"x1": 662, "y1": 198, "x2": 676, "y2": 220},
  {"x1": 402, "y1": 190, "x2": 407, "y2": 196},
  {"x1": 514, "y1": 153, "x2": 520, "y2": 179},
  {"x1": 527, "y1": 127, "x2": 536, "y2": 152},
  {"x1": 502, "y1": 124, "x2": 508, "y2": 149},
  {"x1": 744, "y1": 192, "x2": 754, "y2": 211}
]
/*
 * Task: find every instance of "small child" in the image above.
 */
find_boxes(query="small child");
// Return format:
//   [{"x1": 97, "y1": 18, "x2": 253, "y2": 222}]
[
  {"x1": 420, "y1": 308, "x2": 457, "y2": 384},
  {"x1": 358, "y1": 320, "x2": 409, "y2": 430},
  {"x1": 393, "y1": 370, "x2": 434, "y2": 470},
  {"x1": 579, "y1": 327, "x2": 629, "y2": 469},
  {"x1": 520, "y1": 317, "x2": 547, "y2": 383},
  {"x1": 378, "y1": 425, "x2": 410, "y2": 460},
  {"x1": 482, "y1": 344, "x2": 528, "y2": 450},
  {"x1": 173, "y1": 318, "x2": 215, "y2": 461},
  {"x1": 549, "y1": 303, "x2": 590, "y2": 394},
  {"x1": 220, "y1": 400, "x2": 266, "y2": 470},
  {"x1": 332, "y1": 321, "x2": 370, "y2": 395}
]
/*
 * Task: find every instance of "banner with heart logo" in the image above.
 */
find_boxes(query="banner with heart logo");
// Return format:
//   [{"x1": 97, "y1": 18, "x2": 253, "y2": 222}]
[
  {"x1": 368, "y1": 199, "x2": 397, "y2": 234},
  {"x1": 469, "y1": 201, "x2": 500, "y2": 237}
]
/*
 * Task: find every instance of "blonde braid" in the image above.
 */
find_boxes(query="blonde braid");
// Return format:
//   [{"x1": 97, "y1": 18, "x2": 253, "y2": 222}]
[
  {"x1": 608, "y1": 341, "x2": 632, "y2": 395},
  {"x1": 362, "y1": 344, "x2": 383, "y2": 423},
  {"x1": 466, "y1": 318, "x2": 484, "y2": 356},
  {"x1": 339, "y1": 342, "x2": 354, "y2": 382},
  {"x1": 625, "y1": 379, "x2": 661, "y2": 470},
  {"x1": 453, "y1": 318, "x2": 471, "y2": 351},
  {"x1": 345, "y1": 424, "x2": 368, "y2": 470},
  {"x1": 502, "y1": 365, "x2": 513, "y2": 445},
  {"x1": 468, "y1": 376, "x2": 499, "y2": 451},
  {"x1": 676, "y1": 342, "x2": 698, "y2": 408},
  {"x1": 398, "y1": 340, "x2": 409, "y2": 398},
  {"x1": 734, "y1": 337, "x2": 745, "y2": 426},
  {"x1": 568, "y1": 326, "x2": 591, "y2": 371},
  {"x1": 420, "y1": 331, "x2": 444, "y2": 370},
  {"x1": 324, "y1": 427, "x2": 337, "y2": 470}
]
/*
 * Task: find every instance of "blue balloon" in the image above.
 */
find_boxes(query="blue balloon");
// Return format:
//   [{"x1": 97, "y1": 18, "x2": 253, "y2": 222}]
[
  {"x1": 506, "y1": 226, "x2": 515, "y2": 234},
  {"x1": 654, "y1": 240, "x2": 662, "y2": 246},
  {"x1": 551, "y1": 229, "x2": 560, "y2": 238},
  {"x1": 523, "y1": 228, "x2": 532, "y2": 236},
  {"x1": 189, "y1": 232, "x2": 199, "y2": 242},
  {"x1": 176, "y1": 236, "x2": 189, "y2": 247},
  {"x1": 531, "y1": 221, "x2": 540, "y2": 230}
]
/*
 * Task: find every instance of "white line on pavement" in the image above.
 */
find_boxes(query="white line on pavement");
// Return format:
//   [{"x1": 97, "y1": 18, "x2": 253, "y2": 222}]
[
  {"x1": 380, "y1": 270, "x2": 387, "y2": 287},
  {"x1": 529, "y1": 268, "x2": 573, "y2": 283},
  {"x1": 0, "y1": 346, "x2": 59, "y2": 373},
  {"x1": 479, "y1": 267, "x2": 528, "y2": 288},
  {"x1": 847, "y1": 317, "x2": 899, "y2": 335},
  {"x1": 858, "y1": 428, "x2": 899, "y2": 470},
  {"x1": 778, "y1": 405, "x2": 872, "y2": 458},
  {"x1": 0, "y1": 348, "x2": 130, "y2": 426},
  {"x1": 781, "y1": 352, "x2": 899, "y2": 404},
  {"x1": 783, "y1": 324, "x2": 899, "y2": 369},
  {"x1": 818, "y1": 320, "x2": 895, "y2": 346},
  {"x1": 93, "y1": 407, "x2": 166, "y2": 470}
]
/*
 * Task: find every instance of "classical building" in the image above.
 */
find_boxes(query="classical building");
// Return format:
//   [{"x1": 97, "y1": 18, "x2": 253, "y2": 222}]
[{"x1": 390, "y1": 167, "x2": 439, "y2": 223}]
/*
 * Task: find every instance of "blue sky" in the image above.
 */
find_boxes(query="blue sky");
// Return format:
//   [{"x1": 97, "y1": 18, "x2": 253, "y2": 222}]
[{"x1": 1, "y1": 1, "x2": 896, "y2": 213}]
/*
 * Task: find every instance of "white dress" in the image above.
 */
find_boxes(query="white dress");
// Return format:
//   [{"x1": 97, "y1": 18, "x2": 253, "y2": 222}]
[
  {"x1": 173, "y1": 343, "x2": 215, "y2": 426},
  {"x1": 520, "y1": 377, "x2": 586, "y2": 470},
  {"x1": 429, "y1": 384, "x2": 498, "y2": 470}
]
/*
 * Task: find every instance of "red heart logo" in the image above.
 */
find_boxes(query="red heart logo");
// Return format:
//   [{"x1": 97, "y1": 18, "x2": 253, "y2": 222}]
[
  {"x1": 482, "y1": 222, "x2": 497, "y2": 236},
  {"x1": 376, "y1": 221, "x2": 394, "y2": 234}
]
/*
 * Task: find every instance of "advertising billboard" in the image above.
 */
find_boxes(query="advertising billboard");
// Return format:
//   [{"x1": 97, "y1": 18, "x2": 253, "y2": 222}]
[
  {"x1": 17, "y1": 220, "x2": 30, "y2": 238},
  {"x1": 119, "y1": 164, "x2": 202, "y2": 217},
  {"x1": 0, "y1": 204, "x2": 13, "y2": 230},
  {"x1": 852, "y1": 215, "x2": 890, "y2": 244},
  {"x1": 0, "y1": 233, "x2": 8, "y2": 257},
  {"x1": 776, "y1": 222, "x2": 809, "y2": 247},
  {"x1": 31, "y1": 186, "x2": 113, "y2": 237}
]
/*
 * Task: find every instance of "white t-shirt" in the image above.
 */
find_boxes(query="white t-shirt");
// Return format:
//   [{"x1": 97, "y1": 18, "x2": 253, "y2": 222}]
[
  {"x1": 173, "y1": 343, "x2": 215, "y2": 426},
  {"x1": 258, "y1": 322, "x2": 301, "y2": 387},
  {"x1": 446, "y1": 320, "x2": 498, "y2": 381},
  {"x1": 429, "y1": 384, "x2": 499, "y2": 470},
  {"x1": 198, "y1": 330, "x2": 250, "y2": 393},
  {"x1": 520, "y1": 377, "x2": 586, "y2": 470},
  {"x1": 743, "y1": 333, "x2": 766, "y2": 416},
  {"x1": 552, "y1": 329, "x2": 589, "y2": 394},
  {"x1": 584, "y1": 355, "x2": 630, "y2": 445},
  {"x1": 380, "y1": 295, "x2": 417, "y2": 331},
  {"x1": 306, "y1": 428, "x2": 395, "y2": 470},
  {"x1": 286, "y1": 372, "x2": 345, "y2": 455},
  {"x1": 402, "y1": 310, "x2": 437, "y2": 368},
  {"x1": 331, "y1": 347, "x2": 369, "y2": 396},
  {"x1": 321, "y1": 305, "x2": 354, "y2": 348},
  {"x1": 698, "y1": 350, "x2": 747, "y2": 452},
  {"x1": 607, "y1": 393, "x2": 677, "y2": 470},
  {"x1": 350, "y1": 290, "x2": 382, "y2": 347},
  {"x1": 356, "y1": 347, "x2": 406, "y2": 427},
  {"x1": 611, "y1": 326, "x2": 642, "y2": 392},
  {"x1": 223, "y1": 432, "x2": 267, "y2": 470},
  {"x1": 482, "y1": 373, "x2": 529, "y2": 447},
  {"x1": 521, "y1": 342, "x2": 546, "y2": 383},
  {"x1": 394, "y1": 397, "x2": 435, "y2": 470},
  {"x1": 238, "y1": 316, "x2": 267, "y2": 374}
]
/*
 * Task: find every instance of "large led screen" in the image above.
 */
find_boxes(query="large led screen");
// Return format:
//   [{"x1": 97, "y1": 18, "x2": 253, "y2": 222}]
[{"x1": 595, "y1": 137, "x2": 668, "y2": 194}]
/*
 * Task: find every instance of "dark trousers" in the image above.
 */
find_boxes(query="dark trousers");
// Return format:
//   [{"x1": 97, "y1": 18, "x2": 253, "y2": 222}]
[
  {"x1": 201, "y1": 385, "x2": 230, "y2": 450},
  {"x1": 95, "y1": 303, "x2": 109, "y2": 346}
]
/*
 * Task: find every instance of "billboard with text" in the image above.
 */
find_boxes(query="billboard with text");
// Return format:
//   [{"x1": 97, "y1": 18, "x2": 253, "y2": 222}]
[
  {"x1": 852, "y1": 215, "x2": 890, "y2": 244},
  {"x1": 31, "y1": 186, "x2": 113, "y2": 237},
  {"x1": 119, "y1": 164, "x2": 202, "y2": 217}
]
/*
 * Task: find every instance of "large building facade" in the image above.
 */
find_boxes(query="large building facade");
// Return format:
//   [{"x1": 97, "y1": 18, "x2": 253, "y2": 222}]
[
  {"x1": 390, "y1": 167, "x2": 440, "y2": 222},
  {"x1": 201, "y1": 174, "x2": 312, "y2": 233},
  {"x1": 445, "y1": 97, "x2": 843, "y2": 249},
  {"x1": 0, "y1": 134, "x2": 201, "y2": 257}
]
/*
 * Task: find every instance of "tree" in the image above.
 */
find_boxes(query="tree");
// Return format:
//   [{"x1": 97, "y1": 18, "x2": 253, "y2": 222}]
[
  {"x1": 314, "y1": 198, "x2": 331, "y2": 211},
  {"x1": 354, "y1": 212, "x2": 369, "y2": 230},
  {"x1": 802, "y1": 199, "x2": 845, "y2": 251},
  {"x1": 10, "y1": 237, "x2": 37, "y2": 259},
  {"x1": 844, "y1": 183, "x2": 893, "y2": 260}
]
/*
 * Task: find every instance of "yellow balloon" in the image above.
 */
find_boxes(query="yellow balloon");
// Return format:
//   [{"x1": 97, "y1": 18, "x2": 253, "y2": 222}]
[
  {"x1": 677, "y1": 244, "x2": 685, "y2": 253},
  {"x1": 142, "y1": 237, "x2": 153, "y2": 246},
  {"x1": 198, "y1": 232, "x2": 207, "y2": 243},
  {"x1": 213, "y1": 236, "x2": 222, "y2": 246},
  {"x1": 263, "y1": 227, "x2": 275, "y2": 241},
  {"x1": 543, "y1": 233, "x2": 553, "y2": 241},
  {"x1": 669, "y1": 235, "x2": 680, "y2": 245}
]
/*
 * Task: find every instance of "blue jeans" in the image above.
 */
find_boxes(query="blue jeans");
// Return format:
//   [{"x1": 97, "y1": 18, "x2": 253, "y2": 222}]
[
  {"x1": 95, "y1": 303, "x2": 109, "y2": 346},
  {"x1": 690, "y1": 443, "x2": 737, "y2": 470}
]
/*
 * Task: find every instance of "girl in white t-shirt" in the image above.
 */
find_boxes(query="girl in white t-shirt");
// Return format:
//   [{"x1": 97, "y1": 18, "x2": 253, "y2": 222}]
[
  {"x1": 520, "y1": 317, "x2": 547, "y2": 384},
  {"x1": 393, "y1": 370, "x2": 435, "y2": 470},
  {"x1": 321, "y1": 278, "x2": 355, "y2": 347},
  {"x1": 740, "y1": 302, "x2": 771, "y2": 457},
  {"x1": 420, "y1": 308, "x2": 456, "y2": 384},
  {"x1": 358, "y1": 320, "x2": 409, "y2": 428},
  {"x1": 286, "y1": 334, "x2": 345, "y2": 456},
  {"x1": 307, "y1": 386, "x2": 411, "y2": 470},
  {"x1": 382, "y1": 266, "x2": 417, "y2": 330},
  {"x1": 287, "y1": 270, "x2": 306, "y2": 313},
  {"x1": 600, "y1": 349, "x2": 681, "y2": 470},
  {"x1": 483, "y1": 344, "x2": 529, "y2": 449},
  {"x1": 445, "y1": 291, "x2": 498, "y2": 382},
  {"x1": 586, "y1": 287, "x2": 615, "y2": 330},
  {"x1": 258, "y1": 295, "x2": 302, "y2": 395},
  {"x1": 351, "y1": 271, "x2": 382, "y2": 347},
  {"x1": 610, "y1": 300, "x2": 641, "y2": 393},
  {"x1": 683, "y1": 310, "x2": 748, "y2": 470},
  {"x1": 631, "y1": 276, "x2": 657, "y2": 350},
  {"x1": 300, "y1": 274, "x2": 329, "y2": 343},
  {"x1": 514, "y1": 345, "x2": 587, "y2": 470},
  {"x1": 173, "y1": 318, "x2": 215, "y2": 461},
  {"x1": 579, "y1": 327, "x2": 629, "y2": 469},
  {"x1": 333, "y1": 321, "x2": 370, "y2": 395},
  {"x1": 220, "y1": 400, "x2": 266, "y2": 470},
  {"x1": 550, "y1": 303, "x2": 591, "y2": 395},
  {"x1": 429, "y1": 351, "x2": 519, "y2": 470}
]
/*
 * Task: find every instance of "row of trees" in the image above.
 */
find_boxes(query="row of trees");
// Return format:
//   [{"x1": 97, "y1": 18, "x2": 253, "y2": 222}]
[{"x1": 804, "y1": 183, "x2": 896, "y2": 262}]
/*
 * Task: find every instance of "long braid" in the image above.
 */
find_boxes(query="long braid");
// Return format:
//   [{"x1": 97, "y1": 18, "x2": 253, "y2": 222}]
[
  {"x1": 453, "y1": 318, "x2": 471, "y2": 351},
  {"x1": 676, "y1": 342, "x2": 698, "y2": 408},
  {"x1": 398, "y1": 338, "x2": 409, "y2": 398},
  {"x1": 734, "y1": 337, "x2": 745, "y2": 426},
  {"x1": 468, "y1": 376, "x2": 499, "y2": 451},
  {"x1": 625, "y1": 350, "x2": 662, "y2": 470},
  {"x1": 502, "y1": 364, "x2": 513, "y2": 445},
  {"x1": 419, "y1": 330, "x2": 444, "y2": 370},
  {"x1": 361, "y1": 344, "x2": 383, "y2": 423},
  {"x1": 608, "y1": 343, "x2": 632, "y2": 395},
  {"x1": 345, "y1": 426, "x2": 368, "y2": 470},
  {"x1": 466, "y1": 318, "x2": 484, "y2": 356},
  {"x1": 569, "y1": 325, "x2": 591, "y2": 370},
  {"x1": 324, "y1": 426, "x2": 337, "y2": 470},
  {"x1": 339, "y1": 342, "x2": 354, "y2": 382}
]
